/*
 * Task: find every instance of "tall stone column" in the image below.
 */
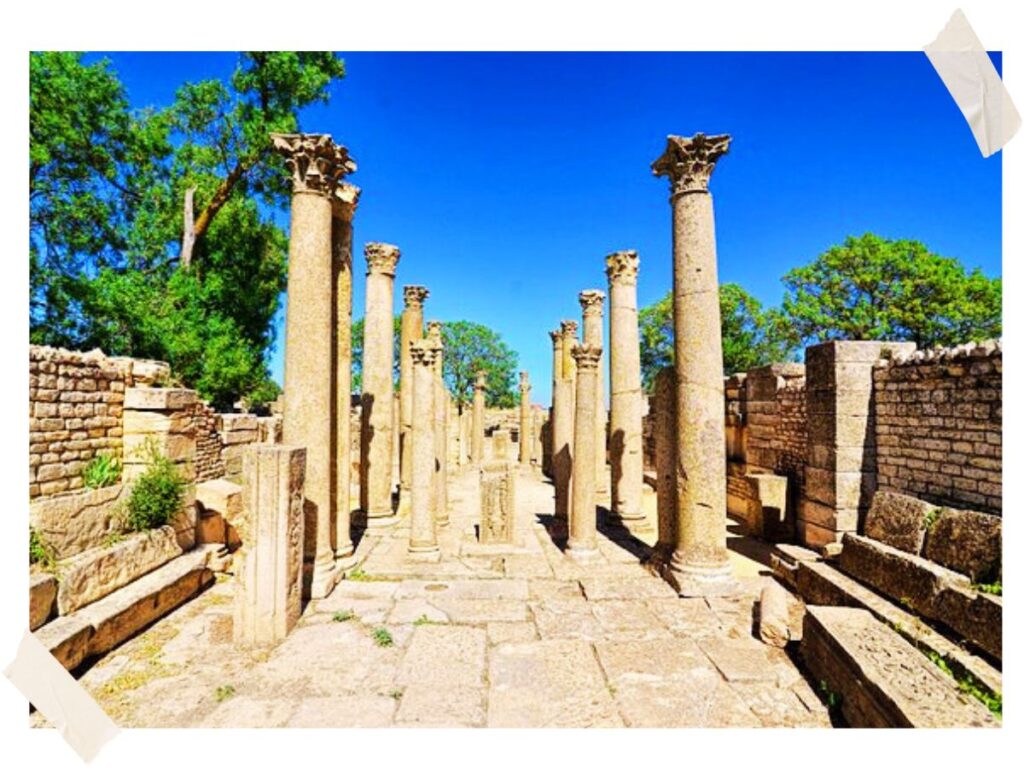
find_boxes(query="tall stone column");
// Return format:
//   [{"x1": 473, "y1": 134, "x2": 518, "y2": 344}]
[
  {"x1": 361, "y1": 242, "x2": 400, "y2": 525},
  {"x1": 472, "y1": 371, "x2": 487, "y2": 465},
  {"x1": 579, "y1": 290, "x2": 607, "y2": 494},
  {"x1": 273, "y1": 133, "x2": 354, "y2": 598},
  {"x1": 568, "y1": 345, "x2": 602, "y2": 558},
  {"x1": 459, "y1": 407, "x2": 470, "y2": 466},
  {"x1": 561, "y1": 320, "x2": 579, "y2": 384},
  {"x1": 427, "y1": 321, "x2": 449, "y2": 526},
  {"x1": 408, "y1": 341, "x2": 440, "y2": 561},
  {"x1": 518, "y1": 371, "x2": 532, "y2": 466},
  {"x1": 652, "y1": 132, "x2": 737, "y2": 595},
  {"x1": 545, "y1": 329, "x2": 563, "y2": 478},
  {"x1": 650, "y1": 365, "x2": 677, "y2": 571},
  {"x1": 331, "y1": 182, "x2": 359, "y2": 561},
  {"x1": 606, "y1": 250, "x2": 645, "y2": 528},
  {"x1": 399, "y1": 286, "x2": 429, "y2": 505}
]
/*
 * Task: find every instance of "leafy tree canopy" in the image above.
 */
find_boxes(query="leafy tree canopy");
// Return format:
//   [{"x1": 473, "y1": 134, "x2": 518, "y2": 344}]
[
  {"x1": 638, "y1": 283, "x2": 796, "y2": 387},
  {"x1": 781, "y1": 233, "x2": 1001, "y2": 348},
  {"x1": 30, "y1": 51, "x2": 346, "y2": 409}
]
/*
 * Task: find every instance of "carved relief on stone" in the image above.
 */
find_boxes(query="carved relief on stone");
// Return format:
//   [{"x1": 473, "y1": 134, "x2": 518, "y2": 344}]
[
  {"x1": 605, "y1": 250, "x2": 639, "y2": 285},
  {"x1": 480, "y1": 462, "x2": 515, "y2": 545},
  {"x1": 271, "y1": 133, "x2": 356, "y2": 196},
  {"x1": 403, "y1": 285, "x2": 430, "y2": 310},
  {"x1": 651, "y1": 133, "x2": 731, "y2": 196},
  {"x1": 365, "y1": 242, "x2": 401, "y2": 276},
  {"x1": 578, "y1": 289, "x2": 606, "y2": 316}
]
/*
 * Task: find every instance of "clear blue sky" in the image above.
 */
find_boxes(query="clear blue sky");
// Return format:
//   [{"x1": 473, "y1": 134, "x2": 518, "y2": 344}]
[{"x1": 100, "y1": 52, "x2": 1002, "y2": 406}]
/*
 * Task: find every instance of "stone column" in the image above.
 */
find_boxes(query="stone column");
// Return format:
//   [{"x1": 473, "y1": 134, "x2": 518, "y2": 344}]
[
  {"x1": 361, "y1": 242, "x2": 400, "y2": 525},
  {"x1": 561, "y1": 320, "x2": 579, "y2": 384},
  {"x1": 652, "y1": 132, "x2": 736, "y2": 595},
  {"x1": 332, "y1": 182, "x2": 359, "y2": 561},
  {"x1": 472, "y1": 371, "x2": 487, "y2": 465},
  {"x1": 234, "y1": 444, "x2": 306, "y2": 647},
  {"x1": 606, "y1": 250, "x2": 645, "y2": 527},
  {"x1": 558, "y1": 320, "x2": 579, "y2": 521},
  {"x1": 408, "y1": 341, "x2": 440, "y2": 561},
  {"x1": 545, "y1": 329, "x2": 563, "y2": 478},
  {"x1": 518, "y1": 371, "x2": 532, "y2": 466},
  {"x1": 459, "y1": 407, "x2": 470, "y2": 466},
  {"x1": 650, "y1": 365, "x2": 677, "y2": 571},
  {"x1": 427, "y1": 321, "x2": 449, "y2": 526},
  {"x1": 579, "y1": 290, "x2": 607, "y2": 493},
  {"x1": 568, "y1": 344, "x2": 602, "y2": 558},
  {"x1": 273, "y1": 133, "x2": 354, "y2": 597},
  {"x1": 399, "y1": 286, "x2": 429, "y2": 505}
]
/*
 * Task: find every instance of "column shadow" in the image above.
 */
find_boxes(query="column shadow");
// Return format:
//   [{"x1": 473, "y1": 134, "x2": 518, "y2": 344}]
[{"x1": 596, "y1": 504, "x2": 654, "y2": 561}]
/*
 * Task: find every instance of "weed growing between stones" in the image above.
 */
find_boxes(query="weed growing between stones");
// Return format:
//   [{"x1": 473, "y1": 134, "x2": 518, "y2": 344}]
[
  {"x1": 82, "y1": 453, "x2": 122, "y2": 489},
  {"x1": 333, "y1": 610, "x2": 355, "y2": 622},
  {"x1": 925, "y1": 651, "x2": 1002, "y2": 718},
  {"x1": 29, "y1": 527, "x2": 57, "y2": 571},
  {"x1": 372, "y1": 627, "x2": 394, "y2": 647},
  {"x1": 215, "y1": 684, "x2": 236, "y2": 703}
]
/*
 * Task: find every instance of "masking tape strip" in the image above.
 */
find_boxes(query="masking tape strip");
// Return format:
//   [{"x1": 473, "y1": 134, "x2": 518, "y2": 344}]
[
  {"x1": 924, "y1": 9, "x2": 1020, "y2": 157},
  {"x1": 4, "y1": 630, "x2": 119, "y2": 763}
]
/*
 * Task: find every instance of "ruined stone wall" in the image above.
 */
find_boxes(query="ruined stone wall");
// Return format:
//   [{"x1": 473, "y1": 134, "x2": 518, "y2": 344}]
[
  {"x1": 29, "y1": 347, "x2": 131, "y2": 498},
  {"x1": 193, "y1": 401, "x2": 225, "y2": 482},
  {"x1": 873, "y1": 341, "x2": 1001, "y2": 515}
]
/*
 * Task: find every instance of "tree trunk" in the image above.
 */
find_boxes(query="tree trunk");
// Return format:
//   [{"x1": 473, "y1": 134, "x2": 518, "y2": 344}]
[{"x1": 180, "y1": 186, "x2": 196, "y2": 269}]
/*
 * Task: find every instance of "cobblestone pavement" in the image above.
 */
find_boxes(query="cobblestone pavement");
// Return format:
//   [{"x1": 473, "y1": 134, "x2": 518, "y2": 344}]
[{"x1": 44, "y1": 466, "x2": 831, "y2": 728}]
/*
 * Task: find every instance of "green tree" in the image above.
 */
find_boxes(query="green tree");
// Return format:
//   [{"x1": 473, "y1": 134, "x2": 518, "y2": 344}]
[
  {"x1": 638, "y1": 283, "x2": 796, "y2": 387},
  {"x1": 30, "y1": 51, "x2": 347, "y2": 409},
  {"x1": 441, "y1": 321, "x2": 519, "y2": 409},
  {"x1": 351, "y1": 316, "x2": 402, "y2": 392},
  {"x1": 781, "y1": 233, "x2": 1001, "y2": 348}
]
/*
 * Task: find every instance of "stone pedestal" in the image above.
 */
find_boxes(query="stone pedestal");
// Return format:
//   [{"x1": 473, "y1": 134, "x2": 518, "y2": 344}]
[
  {"x1": 399, "y1": 287, "x2": 429, "y2": 504},
  {"x1": 652, "y1": 133, "x2": 736, "y2": 596},
  {"x1": 480, "y1": 461, "x2": 516, "y2": 545},
  {"x1": 234, "y1": 445, "x2": 306, "y2": 648},
  {"x1": 606, "y1": 251, "x2": 645, "y2": 527},
  {"x1": 427, "y1": 322, "x2": 449, "y2": 526},
  {"x1": 409, "y1": 341, "x2": 440, "y2": 561},
  {"x1": 493, "y1": 428, "x2": 511, "y2": 461},
  {"x1": 579, "y1": 290, "x2": 607, "y2": 494},
  {"x1": 651, "y1": 365, "x2": 677, "y2": 570},
  {"x1": 361, "y1": 243, "x2": 400, "y2": 526},
  {"x1": 569, "y1": 345, "x2": 602, "y2": 559},
  {"x1": 273, "y1": 133, "x2": 355, "y2": 597},
  {"x1": 518, "y1": 371, "x2": 532, "y2": 466},
  {"x1": 472, "y1": 371, "x2": 487, "y2": 465}
]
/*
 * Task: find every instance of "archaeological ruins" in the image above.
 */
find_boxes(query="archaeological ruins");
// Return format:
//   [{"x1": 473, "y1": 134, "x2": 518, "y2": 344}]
[{"x1": 27, "y1": 131, "x2": 1002, "y2": 729}]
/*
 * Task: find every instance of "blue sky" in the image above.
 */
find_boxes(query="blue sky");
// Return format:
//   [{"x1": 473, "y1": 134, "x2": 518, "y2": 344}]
[{"x1": 100, "y1": 52, "x2": 1002, "y2": 406}]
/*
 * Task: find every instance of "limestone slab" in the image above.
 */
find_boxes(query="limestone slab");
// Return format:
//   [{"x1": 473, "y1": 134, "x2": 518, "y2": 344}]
[
  {"x1": 396, "y1": 625, "x2": 486, "y2": 687},
  {"x1": 201, "y1": 696, "x2": 296, "y2": 728},
  {"x1": 394, "y1": 579, "x2": 528, "y2": 601},
  {"x1": 595, "y1": 637, "x2": 711, "y2": 683},
  {"x1": 612, "y1": 675, "x2": 760, "y2": 727},
  {"x1": 287, "y1": 694, "x2": 396, "y2": 727},
  {"x1": 487, "y1": 621, "x2": 538, "y2": 645},
  {"x1": 863, "y1": 490, "x2": 934, "y2": 554},
  {"x1": 924, "y1": 507, "x2": 1001, "y2": 582},
  {"x1": 699, "y1": 637, "x2": 786, "y2": 683},
  {"x1": 395, "y1": 683, "x2": 485, "y2": 727},
  {"x1": 589, "y1": 600, "x2": 667, "y2": 639},
  {"x1": 29, "y1": 484, "x2": 123, "y2": 558},
  {"x1": 123, "y1": 387, "x2": 197, "y2": 411},
  {"x1": 644, "y1": 598, "x2": 726, "y2": 638},
  {"x1": 428, "y1": 597, "x2": 528, "y2": 624},
  {"x1": 579, "y1": 575, "x2": 678, "y2": 601},
  {"x1": 730, "y1": 682, "x2": 832, "y2": 727},
  {"x1": 531, "y1": 599, "x2": 602, "y2": 641}
]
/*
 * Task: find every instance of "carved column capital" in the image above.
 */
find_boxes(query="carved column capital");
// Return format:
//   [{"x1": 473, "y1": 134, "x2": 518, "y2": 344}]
[
  {"x1": 474, "y1": 371, "x2": 488, "y2": 391},
  {"x1": 332, "y1": 182, "x2": 361, "y2": 221},
  {"x1": 605, "y1": 250, "x2": 639, "y2": 286},
  {"x1": 271, "y1": 132, "x2": 356, "y2": 197},
  {"x1": 410, "y1": 339, "x2": 440, "y2": 367},
  {"x1": 426, "y1": 320, "x2": 444, "y2": 347},
  {"x1": 519, "y1": 371, "x2": 530, "y2": 391},
  {"x1": 549, "y1": 329, "x2": 563, "y2": 345},
  {"x1": 560, "y1": 320, "x2": 579, "y2": 340},
  {"x1": 578, "y1": 289, "x2": 606, "y2": 316},
  {"x1": 651, "y1": 133, "x2": 730, "y2": 197},
  {"x1": 365, "y1": 242, "x2": 400, "y2": 276},
  {"x1": 572, "y1": 344, "x2": 603, "y2": 370},
  {"x1": 403, "y1": 285, "x2": 430, "y2": 309}
]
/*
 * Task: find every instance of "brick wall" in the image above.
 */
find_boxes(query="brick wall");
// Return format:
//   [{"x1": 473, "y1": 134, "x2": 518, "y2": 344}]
[
  {"x1": 193, "y1": 401, "x2": 225, "y2": 482},
  {"x1": 873, "y1": 340, "x2": 1001, "y2": 515}
]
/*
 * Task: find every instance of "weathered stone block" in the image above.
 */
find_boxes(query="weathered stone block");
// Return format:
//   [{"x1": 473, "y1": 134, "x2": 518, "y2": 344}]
[
  {"x1": 801, "y1": 606, "x2": 997, "y2": 727},
  {"x1": 234, "y1": 445, "x2": 306, "y2": 647},
  {"x1": 480, "y1": 461, "x2": 516, "y2": 545},
  {"x1": 30, "y1": 572, "x2": 58, "y2": 630},
  {"x1": 123, "y1": 387, "x2": 197, "y2": 411},
  {"x1": 798, "y1": 498, "x2": 859, "y2": 533},
  {"x1": 924, "y1": 508, "x2": 1001, "y2": 582},
  {"x1": 758, "y1": 578, "x2": 804, "y2": 647},
  {"x1": 196, "y1": 478, "x2": 243, "y2": 519},
  {"x1": 932, "y1": 586, "x2": 1001, "y2": 660},
  {"x1": 123, "y1": 432, "x2": 196, "y2": 463},
  {"x1": 220, "y1": 413, "x2": 259, "y2": 432},
  {"x1": 56, "y1": 525, "x2": 184, "y2": 615},
  {"x1": 745, "y1": 473, "x2": 788, "y2": 540},
  {"x1": 33, "y1": 614, "x2": 93, "y2": 671},
  {"x1": 29, "y1": 484, "x2": 124, "y2": 558},
  {"x1": 807, "y1": 444, "x2": 874, "y2": 473},
  {"x1": 863, "y1": 490, "x2": 934, "y2": 555},
  {"x1": 122, "y1": 409, "x2": 193, "y2": 435},
  {"x1": 804, "y1": 467, "x2": 873, "y2": 509}
]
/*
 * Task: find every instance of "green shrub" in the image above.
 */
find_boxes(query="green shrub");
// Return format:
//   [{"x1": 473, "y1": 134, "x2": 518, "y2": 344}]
[
  {"x1": 119, "y1": 445, "x2": 186, "y2": 532},
  {"x1": 30, "y1": 527, "x2": 56, "y2": 570},
  {"x1": 82, "y1": 454, "x2": 122, "y2": 488}
]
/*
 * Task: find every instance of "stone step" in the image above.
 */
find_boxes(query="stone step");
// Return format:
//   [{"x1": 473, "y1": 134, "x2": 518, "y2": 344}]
[
  {"x1": 795, "y1": 560, "x2": 1000, "y2": 698},
  {"x1": 769, "y1": 543, "x2": 820, "y2": 589},
  {"x1": 839, "y1": 533, "x2": 1001, "y2": 660},
  {"x1": 801, "y1": 606, "x2": 999, "y2": 728},
  {"x1": 33, "y1": 545, "x2": 218, "y2": 671}
]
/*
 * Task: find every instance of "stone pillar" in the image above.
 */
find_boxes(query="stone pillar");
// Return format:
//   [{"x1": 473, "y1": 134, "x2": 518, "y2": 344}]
[
  {"x1": 234, "y1": 444, "x2": 306, "y2": 648},
  {"x1": 533, "y1": 409, "x2": 544, "y2": 470},
  {"x1": 579, "y1": 290, "x2": 607, "y2": 493},
  {"x1": 561, "y1": 320, "x2": 579, "y2": 384},
  {"x1": 273, "y1": 133, "x2": 354, "y2": 597},
  {"x1": 472, "y1": 371, "x2": 487, "y2": 465},
  {"x1": 391, "y1": 390, "x2": 401, "y2": 493},
  {"x1": 427, "y1": 321, "x2": 449, "y2": 526},
  {"x1": 408, "y1": 341, "x2": 440, "y2": 561},
  {"x1": 361, "y1": 242, "x2": 400, "y2": 525},
  {"x1": 650, "y1": 365, "x2": 677, "y2": 570},
  {"x1": 652, "y1": 132, "x2": 735, "y2": 595},
  {"x1": 568, "y1": 344, "x2": 602, "y2": 558},
  {"x1": 332, "y1": 182, "x2": 359, "y2": 561},
  {"x1": 459, "y1": 407, "x2": 470, "y2": 466},
  {"x1": 545, "y1": 329, "x2": 563, "y2": 478},
  {"x1": 518, "y1": 371, "x2": 532, "y2": 466},
  {"x1": 480, "y1": 461, "x2": 516, "y2": 545},
  {"x1": 605, "y1": 250, "x2": 644, "y2": 527},
  {"x1": 399, "y1": 286, "x2": 429, "y2": 504}
]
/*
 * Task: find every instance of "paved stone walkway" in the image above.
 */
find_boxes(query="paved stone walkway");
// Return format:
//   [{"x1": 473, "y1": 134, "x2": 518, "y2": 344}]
[{"x1": 45, "y1": 466, "x2": 831, "y2": 728}]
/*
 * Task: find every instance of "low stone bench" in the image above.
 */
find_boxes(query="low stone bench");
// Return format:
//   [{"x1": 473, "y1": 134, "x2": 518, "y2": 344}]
[{"x1": 801, "y1": 606, "x2": 998, "y2": 728}]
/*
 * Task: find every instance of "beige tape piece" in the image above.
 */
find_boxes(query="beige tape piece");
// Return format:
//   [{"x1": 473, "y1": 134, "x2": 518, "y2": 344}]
[
  {"x1": 4, "y1": 630, "x2": 119, "y2": 763},
  {"x1": 925, "y1": 9, "x2": 1020, "y2": 157}
]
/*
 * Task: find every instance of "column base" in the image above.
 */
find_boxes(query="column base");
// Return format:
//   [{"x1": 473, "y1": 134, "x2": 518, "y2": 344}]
[
  {"x1": 407, "y1": 546, "x2": 441, "y2": 563},
  {"x1": 335, "y1": 541, "x2": 355, "y2": 560},
  {"x1": 610, "y1": 511, "x2": 653, "y2": 534},
  {"x1": 566, "y1": 543, "x2": 601, "y2": 563},
  {"x1": 309, "y1": 558, "x2": 339, "y2": 600},
  {"x1": 668, "y1": 557, "x2": 739, "y2": 597},
  {"x1": 334, "y1": 552, "x2": 361, "y2": 573},
  {"x1": 366, "y1": 512, "x2": 399, "y2": 528}
]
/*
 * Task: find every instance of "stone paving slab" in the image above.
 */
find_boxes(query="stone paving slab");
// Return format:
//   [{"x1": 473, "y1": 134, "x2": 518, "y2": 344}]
[
  {"x1": 612, "y1": 674, "x2": 761, "y2": 727},
  {"x1": 394, "y1": 578, "x2": 528, "y2": 601},
  {"x1": 397, "y1": 625, "x2": 486, "y2": 687},
  {"x1": 396, "y1": 683, "x2": 486, "y2": 727},
  {"x1": 580, "y1": 575, "x2": 680, "y2": 601},
  {"x1": 287, "y1": 694, "x2": 397, "y2": 727},
  {"x1": 595, "y1": 637, "x2": 711, "y2": 683}
]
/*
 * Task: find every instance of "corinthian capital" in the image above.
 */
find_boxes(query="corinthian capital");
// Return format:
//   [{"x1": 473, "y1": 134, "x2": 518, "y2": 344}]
[
  {"x1": 333, "y1": 182, "x2": 361, "y2": 221},
  {"x1": 605, "y1": 250, "x2": 639, "y2": 286},
  {"x1": 426, "y1": 320, "x2": 444, "y2": 348},
  {"x1": 571, "y1": 344, "x2": 603, "y2": 369},
  {"x1": 403, "y1": 285, "x2": 429, "y2": 309},
  {"x1": 365, "y1": 243, "x2": 400, "y2": 276},
  {"x1": 549, "y1": 329, "x2": 563, "y2": 345},
  {"x1": 560, "y1": 320, "x2": 579, "y2": 340},
  {"x1": 519, "y1": 371, "x2": 530, "y2": 390},
  {"x1": 578, "y1": 289, "x2": 606, "y2": 316},
  {"x1": 474, "y1": 371, "x2": 488, "y2": 391},
  {"x1": 651, "y1": 133, "x2": 730, "y2": 196},
  {"x1": 410, "y1": 339, "x2": 439, "y2": 367},
  {"x1": 271, "y1": 133, "x2": 356, "y2": 196}
]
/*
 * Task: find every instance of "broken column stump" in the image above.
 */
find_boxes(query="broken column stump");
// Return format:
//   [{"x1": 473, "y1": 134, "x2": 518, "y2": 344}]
[{"x1": 480, "y1": 461, "x2": 516, "y2": 546}]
